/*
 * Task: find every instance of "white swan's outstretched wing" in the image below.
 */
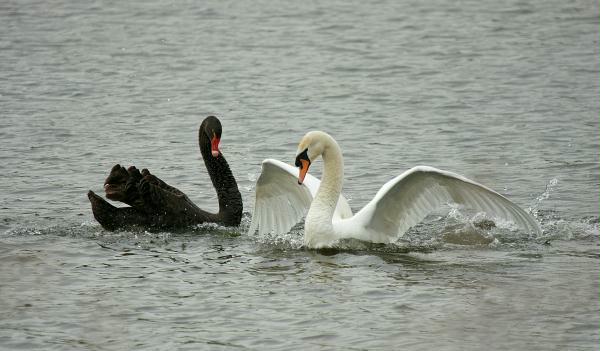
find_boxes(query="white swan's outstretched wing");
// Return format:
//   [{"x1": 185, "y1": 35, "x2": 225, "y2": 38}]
[
  {"x1": 351, "y1": 166, "x2": 541, "y2": 242},
  {"x1": 248, "y1": 159, "x2": 352, "y2": 236}
]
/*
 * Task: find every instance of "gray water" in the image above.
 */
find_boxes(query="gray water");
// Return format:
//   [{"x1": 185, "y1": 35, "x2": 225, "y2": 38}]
[{"x1": 1, "y1": 0, "x2": 598, "y2": 350}]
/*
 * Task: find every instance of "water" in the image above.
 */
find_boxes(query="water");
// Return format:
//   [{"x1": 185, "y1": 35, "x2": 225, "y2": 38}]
[{"x1": 1, "y1": 0, "x2": 598, "y2": 349}]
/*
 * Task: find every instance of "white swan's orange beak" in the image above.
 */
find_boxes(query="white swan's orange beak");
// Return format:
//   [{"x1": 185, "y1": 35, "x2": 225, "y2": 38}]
[
  {"x1": 295, "y1": 148, "x2": 311, "y2": 185},
  {"x1": 298, "y1": 159, "x2": 310, "y2": 185},
  {"x1": 210, "y1": 133, "x2": 220, "y2": 157}
]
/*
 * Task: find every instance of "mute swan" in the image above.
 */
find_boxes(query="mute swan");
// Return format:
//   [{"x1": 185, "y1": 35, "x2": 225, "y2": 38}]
[
  {"x1": 88, "y1": 116, "x2": 243, "y2": 230},
  {"x1": 249, "y1": 131, "x2": 541, "y2": 248}
]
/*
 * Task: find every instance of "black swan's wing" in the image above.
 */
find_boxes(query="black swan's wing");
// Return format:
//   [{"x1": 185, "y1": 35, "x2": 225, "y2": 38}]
[{"x1": 89, "y1": 165, "x2": 212, "y2": 230}]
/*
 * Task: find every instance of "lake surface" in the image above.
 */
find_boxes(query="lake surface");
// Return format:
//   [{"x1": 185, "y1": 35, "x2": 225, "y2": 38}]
[{"x1": 1, "y1": 0, "x2": 598, "y2": 350}]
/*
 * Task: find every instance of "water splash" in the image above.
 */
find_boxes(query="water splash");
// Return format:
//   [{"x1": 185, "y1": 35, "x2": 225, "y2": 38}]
[
  {"x1": 529, "y1": 177, "x2": 559, "y2": 218},
  {"x1": 536, "y1": 210, "x2": 599, "y2": 241}
]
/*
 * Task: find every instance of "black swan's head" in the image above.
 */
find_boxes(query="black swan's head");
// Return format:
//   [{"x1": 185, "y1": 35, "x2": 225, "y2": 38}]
[{"x1": 200, "y1": 116, "x2": 222, "y2": 158}]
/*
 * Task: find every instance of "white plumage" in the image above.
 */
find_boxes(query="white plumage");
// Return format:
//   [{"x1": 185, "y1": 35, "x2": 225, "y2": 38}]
[
  {"x1": 248, "y1": 159, "x2": 352, "y2": 237},
  {"x1": 249, "y1": 131, "x2": 541, "y2": 248}
]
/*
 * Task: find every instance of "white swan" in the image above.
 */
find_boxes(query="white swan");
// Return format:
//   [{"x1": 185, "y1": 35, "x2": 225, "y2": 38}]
[{"x1": 249, "y1": 131, "x2": 542, "y2": 248}]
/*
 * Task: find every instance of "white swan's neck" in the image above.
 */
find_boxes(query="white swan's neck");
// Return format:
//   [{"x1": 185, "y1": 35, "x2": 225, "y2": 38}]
[{"x1": 304, "y1": 135, "x2": 344, "y2": 247}]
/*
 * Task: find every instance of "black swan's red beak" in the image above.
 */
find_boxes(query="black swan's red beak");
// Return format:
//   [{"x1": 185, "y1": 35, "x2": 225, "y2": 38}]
[{"x1": 211, "y1": 133, "x2": 220, "y2": 157}]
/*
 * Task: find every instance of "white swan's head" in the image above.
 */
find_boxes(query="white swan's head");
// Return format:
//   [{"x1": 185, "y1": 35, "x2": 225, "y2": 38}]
[{"x1": 295, "y1": 131, "x2": 331, "y2": 184}]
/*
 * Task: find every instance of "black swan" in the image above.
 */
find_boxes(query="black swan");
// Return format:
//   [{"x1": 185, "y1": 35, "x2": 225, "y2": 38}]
[{"x1": 87, "y1": 116, "x2": 243, "y2": 230}]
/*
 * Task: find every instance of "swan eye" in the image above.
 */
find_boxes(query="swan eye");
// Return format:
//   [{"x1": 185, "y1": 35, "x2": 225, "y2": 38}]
[
  {"x1": 295, "y1": 148, "x2": 311, "y2": 185},
  {"x1": 295, "y1": 148, "x2": 310, "y2": 168}
]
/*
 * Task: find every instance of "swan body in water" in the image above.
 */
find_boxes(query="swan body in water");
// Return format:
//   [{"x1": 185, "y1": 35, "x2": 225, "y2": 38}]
[
  {"x1": 88, "y1": 116, "x2": 243, "y2": 230},
  {"x1": 249, "y1": 131, "x2": 541, "y2": 248}
]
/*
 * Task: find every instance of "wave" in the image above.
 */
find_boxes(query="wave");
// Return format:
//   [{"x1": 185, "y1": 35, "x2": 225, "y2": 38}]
[{"x1": 2, "y1": 208, "x2": 597, "y2": 254}]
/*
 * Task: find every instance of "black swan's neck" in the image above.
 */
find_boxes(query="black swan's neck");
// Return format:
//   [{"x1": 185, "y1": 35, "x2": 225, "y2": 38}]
[{"x1": 199, "y1": 131, "x2": 243, "y2": 226}]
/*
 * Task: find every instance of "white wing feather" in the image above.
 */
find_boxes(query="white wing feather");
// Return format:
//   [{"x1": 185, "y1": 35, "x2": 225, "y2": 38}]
[
  {"x1": 248, "y1": 159, "x2": 352, "y2": 236},
  {"x1": 350, "y1": 166, "x2": 541, "y2": 242}
]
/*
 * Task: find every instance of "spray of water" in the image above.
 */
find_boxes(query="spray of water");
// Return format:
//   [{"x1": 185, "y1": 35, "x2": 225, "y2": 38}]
[{"x1": 529, "y1": 177, "x2": 559, "y2": 218}]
